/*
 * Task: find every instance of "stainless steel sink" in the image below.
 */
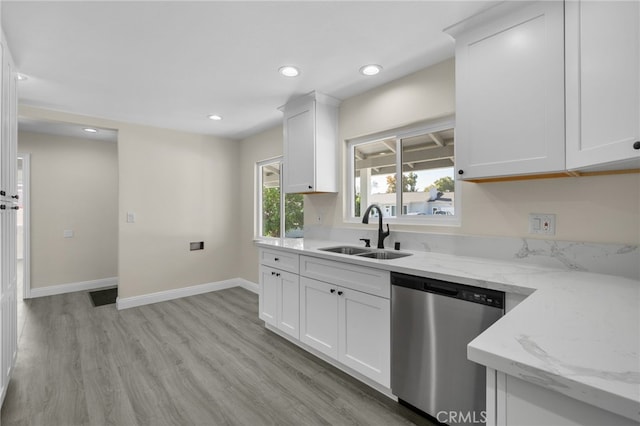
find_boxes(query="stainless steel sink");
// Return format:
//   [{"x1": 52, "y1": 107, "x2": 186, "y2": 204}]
[
  {"x1": 319, "y1": 245, "x2": 412, "y2": 260},
  {"x1": 357, "y1": 251, "x2": 412, "y2": 260},
  {"x1": 319, "y1": 246, "x2": 373, "y2": 255}
]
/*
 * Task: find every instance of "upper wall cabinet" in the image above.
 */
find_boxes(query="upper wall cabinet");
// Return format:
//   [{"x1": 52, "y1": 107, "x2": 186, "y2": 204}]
[
  {"x1": 280, "y1": 91, "x2": 340, "y2": 193},
  {"x1": 565, "y1": 0, "x2": 640, "y2": 172},
  {"x1": 447, "y1": 1, "x2": 566, "y2": 180}
]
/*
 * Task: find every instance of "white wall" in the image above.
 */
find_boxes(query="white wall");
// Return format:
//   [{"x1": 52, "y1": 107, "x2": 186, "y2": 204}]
[
  {"x1": 238, "y1": 125, "x2": 283, "y2": 283},
  {"x1": 18, "y1": 131, "x2": 118, "y2": 288},
  {"x1": 117, "y1": 124, "x2": 241, "y2": 298},
  {"x1": 20, "y1": 106, "x2": 241, "y2": 298}
]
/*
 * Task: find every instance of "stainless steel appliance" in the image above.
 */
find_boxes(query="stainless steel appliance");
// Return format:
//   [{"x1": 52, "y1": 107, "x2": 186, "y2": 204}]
[{"x1": 391, "y1": 272, "x2": 504, "y2": 425}]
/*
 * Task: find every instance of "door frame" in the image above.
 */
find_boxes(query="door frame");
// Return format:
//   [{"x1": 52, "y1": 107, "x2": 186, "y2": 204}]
[{"x1": 17, "y1": 153, "x2": 30, "y2": 299}]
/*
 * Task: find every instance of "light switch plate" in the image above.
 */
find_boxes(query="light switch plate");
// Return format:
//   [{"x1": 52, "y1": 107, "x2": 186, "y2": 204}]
[
  {"x1": 126, "y1": 212, "x2": 136, "y2": 223},
  {"x1": 529, "y1": 213, "x2": 556, "y2": 235},
  {"x1": 63, "y1": 229, "x2": 74, "y2": 238}
]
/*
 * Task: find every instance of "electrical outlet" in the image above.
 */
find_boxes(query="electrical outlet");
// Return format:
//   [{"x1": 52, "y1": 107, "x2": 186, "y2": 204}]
[{"x1": 529, "y1": 213, "x2": 556, "y2": 235}]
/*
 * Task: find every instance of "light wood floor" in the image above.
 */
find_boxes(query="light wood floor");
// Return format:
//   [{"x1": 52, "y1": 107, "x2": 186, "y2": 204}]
[{"x1": 1, "y1": 287, "x2": 433, "y2": 426}]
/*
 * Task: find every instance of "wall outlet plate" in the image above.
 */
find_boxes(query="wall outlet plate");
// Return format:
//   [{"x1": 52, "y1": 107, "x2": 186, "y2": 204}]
[
  {"x1": 126, "y1": 212, "x2": 136, "y2": 223},
  {"x1": 529, "y1": 213, "x2": 556, "y2": 235}
]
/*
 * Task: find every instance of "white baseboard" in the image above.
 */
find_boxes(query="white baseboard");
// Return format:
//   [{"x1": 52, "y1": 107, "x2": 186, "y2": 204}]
[
  {"x1": 28, "y1": 277, "x2": 118, "y2": 299},
  {"x1": 235, "y1": 278, "x2": 259, "y2": 294},
  {"x1": 116, "y1": 278, "x2": 259, "y2": 310}
]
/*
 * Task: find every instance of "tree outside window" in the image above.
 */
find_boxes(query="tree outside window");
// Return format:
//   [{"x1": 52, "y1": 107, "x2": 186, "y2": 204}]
[{"x1": 258, "y1": 158, "x2": 304, "y2": 238}]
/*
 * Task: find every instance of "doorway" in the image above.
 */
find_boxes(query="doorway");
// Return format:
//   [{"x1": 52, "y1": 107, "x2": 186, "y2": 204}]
[
  {"x1": 16, "y1": 154, "x2": 30, "y2": 300},
  {"x1": 17, "y1": 117, "x2": 118, "y2": 300}
]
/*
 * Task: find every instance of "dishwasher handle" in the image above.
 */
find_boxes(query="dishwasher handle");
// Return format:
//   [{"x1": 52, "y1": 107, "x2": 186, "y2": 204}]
[{"x1": 425, "y1": 282, "x2": 458, "y2": 296}]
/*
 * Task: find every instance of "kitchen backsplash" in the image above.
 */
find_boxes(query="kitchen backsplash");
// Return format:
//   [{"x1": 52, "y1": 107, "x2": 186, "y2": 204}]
[{"x1": 304, "y1": 225, "x2": 640, "y2": 281}]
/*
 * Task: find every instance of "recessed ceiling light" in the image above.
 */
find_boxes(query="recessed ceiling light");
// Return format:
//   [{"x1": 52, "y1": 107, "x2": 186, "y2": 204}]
[
  {"x1": 208, "y1": 114, "x2": 223, "y2": 121},
  {"x1": 359, "y1": 64, "x2": 382, "y2": 76},
  {"x1": 83, "y1": 128, "x2": 98, "y2": 133},
  {"x1": 279, "y1": 66, "x2": 300, "y2": 77},
  {"x1": 17, "y1": 73, "x2": 28, "y2": 81}
]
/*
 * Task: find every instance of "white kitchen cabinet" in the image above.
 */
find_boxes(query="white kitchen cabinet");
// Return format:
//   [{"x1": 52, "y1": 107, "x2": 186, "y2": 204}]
[
  {"x1": 259, "y1": 248, "x2": 299, "y2": 274},
  {"x1": 299, "y1": 255, "x2": 390, "y2": 298},
  {"x1": 486, "y1": 369, "x2": 636, "y2": 426},
  {"x1": 259, "y1": 265, "x2": 300, "y2": 339},
  {"x1": 259, "y1": 264, "x2": 278, "y2": 327},
  {"x1": 258, "y1": 249, "x2": 300, "y2": 339},
  {"x1": 447, "y1": 1, "x2": 565, "y2": 180},
  {"x1": 299, "y1": 276, "x2": 390, "y2": 387},
  {"x1": 259, "y1": 247, "x2": 391, "y2": 387},
  {"x1": 299, "y1": 276, "x2": 339, "y2": 358},
  {"x1": 565, "y1": 0, "x2": 640, "y2": 171},
  {"x1": 279, "y1": 91, "x2": 340, "y2": 193},
  {"x1": 338, "y1": 286, "x2": 390, "y2": 388}
]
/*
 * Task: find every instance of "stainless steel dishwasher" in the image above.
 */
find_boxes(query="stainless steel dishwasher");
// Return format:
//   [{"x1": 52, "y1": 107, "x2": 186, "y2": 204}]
[{"x1": 391, "y1": 272, "x2": 504, "y2": 425}]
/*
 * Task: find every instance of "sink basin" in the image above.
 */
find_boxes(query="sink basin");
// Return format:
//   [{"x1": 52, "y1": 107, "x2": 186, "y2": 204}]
[
  {"x1": 319, "y1": 246, "x2": 373, "y2": 255},
  {"x1": 357, "y1": 251, "x2": 412, "y2": 260}
]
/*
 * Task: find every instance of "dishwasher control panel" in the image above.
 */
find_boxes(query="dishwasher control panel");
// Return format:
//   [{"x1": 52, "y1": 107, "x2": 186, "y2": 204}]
[
  {"x1": 460, "y1": 290, "x2": 503, "y2": 309},
  {"x1": 391, "y1": 272, "x2": 505, "y2": 310}
]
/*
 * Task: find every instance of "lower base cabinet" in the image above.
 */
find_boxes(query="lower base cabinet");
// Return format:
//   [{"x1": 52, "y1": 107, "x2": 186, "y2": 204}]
[
  {"x1": 487, "y1": 368, "x2": 637, "y2": 426},
  {"x1": 300, "y1": 276, "x2": 390, "y2": 387},
  {"x1": 259, "y1": 264, "x2": 300, "y2": 339},
  {"x1": 258, "y1": 248, "x2": 391, "y2": 389}
]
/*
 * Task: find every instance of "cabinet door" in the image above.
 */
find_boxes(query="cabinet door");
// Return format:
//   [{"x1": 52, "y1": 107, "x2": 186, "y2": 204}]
[
  {"x1": 454, "y1": 1, "x2": 565, "y2": 179},
  {"x1": 499, "y1": 374, "x2": 634, "y2": 426},
  {"x1": 299, "y1": 277, "x2": 338, "y2": 358},
  {"x1": 258, "y1": 265, "x2": 278, "y2": 327},
  {"x1": 276, "y1": 270, "x2": 300, "y2": 339},
  {"x1": 338, "y1": 287, "x2": 390, "y2": 387},
  {"x1": 566, "y1": 0, "x2": 640, "y2": 171},
  {"x1": 283, "y1": 99, "x2": 316, "y2": 193}
]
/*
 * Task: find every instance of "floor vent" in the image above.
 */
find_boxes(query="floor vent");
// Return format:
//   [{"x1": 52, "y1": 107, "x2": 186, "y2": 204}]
[{"x1": 89, "y1": 287, "x2": 117, "y2": 307}]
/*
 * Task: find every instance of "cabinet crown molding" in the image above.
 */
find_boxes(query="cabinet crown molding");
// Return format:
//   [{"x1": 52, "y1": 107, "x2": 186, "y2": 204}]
[
  {"x1": 444, "y1": 1, "x2": 537, "y2": 39},
  {"x1": 278, "y1": 90, "x2": 341, "y2": 112}
]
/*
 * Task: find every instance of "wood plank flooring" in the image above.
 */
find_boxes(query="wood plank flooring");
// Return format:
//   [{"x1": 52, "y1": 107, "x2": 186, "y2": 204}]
[{"x1": 1, "y1": 287, "x2": 433, "y2": 426}]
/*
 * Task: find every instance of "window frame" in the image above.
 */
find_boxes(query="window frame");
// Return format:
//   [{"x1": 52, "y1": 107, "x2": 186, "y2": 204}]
[
  {"x1": 345, "y1": 116, "x2": 460, "y2": 226},
  {"x1": 256, "y1": 157, "x2": 285, "y2": 239},
  {"x1": 256, "y1": 156, "x2": 305, "y2": 239}
]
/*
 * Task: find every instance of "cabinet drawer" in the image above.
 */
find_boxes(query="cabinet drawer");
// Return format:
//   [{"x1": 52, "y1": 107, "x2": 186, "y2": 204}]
[
  {"x1": 300, "y1": 255, "x2": 390, "y2": 298},
  {"x1": 259, "y1": 249, "x2": 299, "y2": 273}
]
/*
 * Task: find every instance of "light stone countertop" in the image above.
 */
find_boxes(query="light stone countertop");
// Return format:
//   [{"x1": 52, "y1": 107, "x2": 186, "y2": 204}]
[{"x1": 255, "y1": 237, "x2": 640, "y2": 422}]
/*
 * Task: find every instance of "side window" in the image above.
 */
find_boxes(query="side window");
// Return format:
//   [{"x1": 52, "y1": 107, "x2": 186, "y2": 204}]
[
  {"x1": 257, "y1": 158, "x2": 304, "y2": 238},
  {"x1": 348, "y1": 119, "x2": 458, "y2": 224}
]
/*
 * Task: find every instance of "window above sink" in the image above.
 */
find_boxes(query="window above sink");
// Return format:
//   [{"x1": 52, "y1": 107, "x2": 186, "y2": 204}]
[{"x1": 346, "y1": 116, "x2": 460, "y2": 227}]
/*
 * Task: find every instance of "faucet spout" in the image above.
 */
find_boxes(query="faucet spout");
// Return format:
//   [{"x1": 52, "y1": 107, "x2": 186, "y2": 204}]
[{"x1": 361, "y1": 204, "x2": 390, "y2": 249}]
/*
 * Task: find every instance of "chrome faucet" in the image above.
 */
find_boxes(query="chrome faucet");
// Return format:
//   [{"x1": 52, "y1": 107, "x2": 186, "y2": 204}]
[{"x1": 361, "y1": 204, "x2": 390, "y2": 249}]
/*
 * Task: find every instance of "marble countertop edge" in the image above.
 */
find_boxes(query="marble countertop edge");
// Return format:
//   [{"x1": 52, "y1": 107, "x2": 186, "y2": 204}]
[{"x1": 467, "y1": 344, "x2": 640, "y2": 422}]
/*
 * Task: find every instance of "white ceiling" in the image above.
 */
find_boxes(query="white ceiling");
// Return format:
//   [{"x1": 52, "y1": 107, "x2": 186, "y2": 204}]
[{"x1": 2, "y1": 1, "x2": 495, "y2": 141}]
